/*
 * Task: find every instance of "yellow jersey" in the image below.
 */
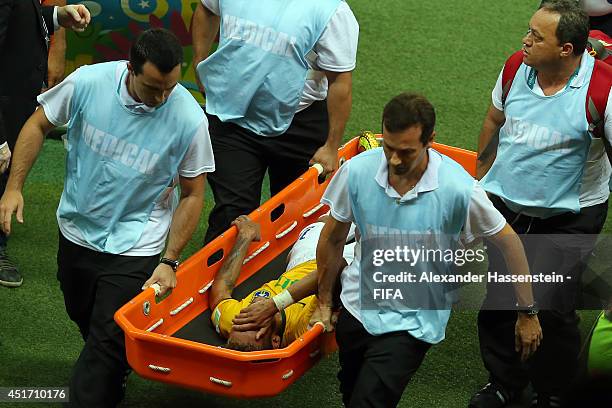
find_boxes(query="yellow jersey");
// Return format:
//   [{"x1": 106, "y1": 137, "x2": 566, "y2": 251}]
[{"x1": 211, "y1": 260, "x2": 318, "y2": 347}]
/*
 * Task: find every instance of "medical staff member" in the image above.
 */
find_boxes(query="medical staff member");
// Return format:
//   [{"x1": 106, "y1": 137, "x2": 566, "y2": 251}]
[
  {"x1": 313, "y1": 93, "x2": 542, "y2": 408},
  {"x1": 0, "y1": 28, "x2": 215, "y2": 407},
  {"x1": 192, "y1": 0, "x2": 359, "y2": 244},
  {"x1": 472, "y1": 2, "x2": 612, "y2": 406}
]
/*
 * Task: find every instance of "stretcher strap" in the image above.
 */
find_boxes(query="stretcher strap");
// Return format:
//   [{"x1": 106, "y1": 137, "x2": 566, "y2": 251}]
[
  {"x1": 275, "y1": 221, "x2": 298, "y2": 239},
  {"x1": 303, "y1": 203, "x2": 325, "y2": 218},
  {"x1": 146, "y1": 318, "x2": 164, "y2": 332},
  {"x1": 169, "y1": 297, "x2": 194, "y2": 316},
  {"x1": 242, "y1": 241, "x2": 270, "y2": 264},
  {"x1": 210, "y1": 376, "x2": 233, "y2": 387},
  {"x1": 198, "y1": 280, "x2": 214, "y2": 294},
  {"x1": 148, "y1": 364, "x2": 171, "y2": 374},
  {"x1": 150, "y1": 283, "x2": 162, "y2": 296}
]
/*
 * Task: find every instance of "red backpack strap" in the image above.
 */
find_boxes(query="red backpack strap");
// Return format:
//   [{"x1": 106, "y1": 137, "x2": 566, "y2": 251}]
[
  {"x1": 586, "y1": 59, "x2": 612, "y2": 141},
  {"x1": 501, "y1": 50, "x2": 524, "y2": 107}
]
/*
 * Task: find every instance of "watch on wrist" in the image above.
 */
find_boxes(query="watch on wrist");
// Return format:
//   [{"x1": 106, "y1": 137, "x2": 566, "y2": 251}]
[
  {"x1": 160, "y1": 257, "x2": 179, "y2": 272},
  {"x1": 517, "y1": 301, "x2": 538, "y2": 316}
]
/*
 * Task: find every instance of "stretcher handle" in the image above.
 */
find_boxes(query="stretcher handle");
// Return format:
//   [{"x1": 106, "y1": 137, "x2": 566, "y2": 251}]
[
  {"x1": 311, "y1": 163, "x2": 324, "y2": 175},
  {"x1": 312, "y1": 321, "x2": 326, "y2": 331},
  {"x1": 150, "y1": 283, "x2": 162, "y2": 296}
]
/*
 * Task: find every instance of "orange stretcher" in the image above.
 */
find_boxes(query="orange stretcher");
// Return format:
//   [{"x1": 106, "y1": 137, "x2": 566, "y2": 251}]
[{"x1": 114, "y1": 136, "x2": 477, "y2": 398}]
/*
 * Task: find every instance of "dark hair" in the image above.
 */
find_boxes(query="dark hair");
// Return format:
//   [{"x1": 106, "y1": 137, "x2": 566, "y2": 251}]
[
  {"x1": 129, "y1": 28, "x2": 183, "y2": 74},
  {"x1": 226, "y1": 333, "x2": 273, "y2": 352},
  {"x1": 225, "y1": 341, "x2": 268, "y2": 352},
  {"x1": 225, "y1": 316, "x2": 277, "y2": 352},
  {"x1": 382, "y1": 93, "x2": 436, "y2": 145},
  {"x1": 539, "y1": 0, "x2": 589, "y2": 56}
]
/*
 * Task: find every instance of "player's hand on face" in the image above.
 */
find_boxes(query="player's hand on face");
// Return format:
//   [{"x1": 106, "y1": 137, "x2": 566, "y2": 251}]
[
  {"x1": 142, "y1": 263, "x2": 177, "y2": 296},
  {"x1": 515, "y1": 314, "x2": 543, "y2": 362},
  {"x1": 232, "y1": 215, "x2": 261, "y2": 242},
  {"x1": 309, "y1": 303, "x2": 334, "y2": 332},
  {"x1": 0, "y1": 190, "x2": 24, "y2": 235},
  {"x1": 232, "y1": 298, "x2": 277, "y2": 337}
]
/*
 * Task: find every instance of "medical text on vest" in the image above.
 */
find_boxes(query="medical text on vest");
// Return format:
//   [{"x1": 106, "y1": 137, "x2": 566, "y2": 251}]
[
  {"x1": 504, "y1": 116, "x2": 573, "y2": 153},
  {"x1": 222, "y1": 15, "x2": 297, "y2": 57},
  {"x1": 81, "y1": 121, "x2": 160, "y2": 175}
]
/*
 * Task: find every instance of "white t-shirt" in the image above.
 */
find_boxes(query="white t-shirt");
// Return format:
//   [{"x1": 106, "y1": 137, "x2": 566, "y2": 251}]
[
  {"x1": 37, "y1": 62, "x2": 215, "y2": 256},
  {"x1": 201, "y1": 0, "x2": 359, "y2": 112},
  {"x1": 286, "y1": 221, "x2": 356, "y2": 271},
  {"x1": 320, "y1": 149, "x2": 507, "y2": 323},
  {"x1": 490, "y1": 51, "x2": 612, "y2": 208}
]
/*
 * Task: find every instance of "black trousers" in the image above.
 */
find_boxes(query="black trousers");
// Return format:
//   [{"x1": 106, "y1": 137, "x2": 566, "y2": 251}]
[
  {"x1": 335, "y1": 308, "x2": 432, "y2": 408},
  {"x1": 204, "y1": 100, "x2": 329, "y2": 244},
  {"x1": 57, "y1": 233, "x2": 159, "y2": 408},
  {"x1": 477, "y1": 196, "x2": 608, "y2": 396}
]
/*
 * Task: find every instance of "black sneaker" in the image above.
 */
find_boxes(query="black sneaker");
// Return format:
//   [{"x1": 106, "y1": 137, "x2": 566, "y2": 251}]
[
  {"x1": 531, "y1": 393, "x2": 562, "y2": 408},
  {"x1": 469, "y1": 382, "x2": 517, "y2": 408},
  {"x1": 0, "y1": 250, "x2": 22, "y2": 287}
]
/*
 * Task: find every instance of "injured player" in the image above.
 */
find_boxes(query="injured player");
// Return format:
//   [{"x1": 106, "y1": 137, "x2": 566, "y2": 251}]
[{"x1": 209, "y1": 214, "x2": 355, "y2": 351}]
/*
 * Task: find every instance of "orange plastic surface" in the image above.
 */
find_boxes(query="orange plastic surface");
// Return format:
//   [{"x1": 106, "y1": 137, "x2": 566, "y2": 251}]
[
  {"x1": 431, "y1": 141, "x2": 477, "y2": 177},
  {"x1": 114, "y1": 137, "x2": 477, "y2": 398}
]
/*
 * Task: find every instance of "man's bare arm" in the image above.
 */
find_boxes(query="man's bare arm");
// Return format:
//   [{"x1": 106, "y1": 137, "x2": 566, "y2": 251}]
[
  {"x1": 191, "y1": 3, "x2": 220, "y2": 93},
  {"x1": 209, "y1": 216, "x2": 260, "y2": 310},
  {"x1": 487, "y1": 223, "x2": 534, "y2": 307},
  {"x1": 487, "y1": 223, "x2": 543, "y2": 362},
  {"x1": 45, "y1": 0, "x2": 66, "y2": 90},
  {"x1": 231, "y1": 268, "x2": 320, "y2": 332},
  {"x1": 163, "y1": 174, "x2": 206, "y2": 261},
  {"x1": 0, "y1": 108, "x2": 56, "y2": 233},
  {"x1": 317, "y1": 217, "x2": 351, "y2": 307},
  {"x1": 142, "y1": 174, "x2": 207, "y2": 296},
  {"x1": 310, "y1": 71, "x2": 352, "y2": 176},
  {"x1": 232, "y1": 239, "x2": 348, "y2": 334},
  {"x1": 476, "y1": 105, "x2": 505, "y2": 180}
]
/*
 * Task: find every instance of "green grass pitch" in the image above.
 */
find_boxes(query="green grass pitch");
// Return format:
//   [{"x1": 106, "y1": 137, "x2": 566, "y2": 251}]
[{"x1": 0, "y1": 1, "x2": 608, "y2": 407}]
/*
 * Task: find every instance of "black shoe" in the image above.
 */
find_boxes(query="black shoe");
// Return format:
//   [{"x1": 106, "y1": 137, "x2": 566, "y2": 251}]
[
  {"x1": 531, "y1": 393, "x2": 562, "y2": 408},
  {"x1": 0, "y1": 250, "x2": 22, "y2": 287},
  {"x1": 469, "y1": 382, "x2": 517, "y2": 408}
]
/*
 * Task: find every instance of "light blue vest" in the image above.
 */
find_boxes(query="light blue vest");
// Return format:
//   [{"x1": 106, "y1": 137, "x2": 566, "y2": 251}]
[
  {"x1": 58, "y1": 62, "x2": 204, "y2": 254},
  {"x1": 348, "y1": 149, "x2": 474, "y2": 343},
  {"x1": 199, "y1": 0, "x2": 340, "y2": 136},
  {"x1": 481, "y1": 57, "x2": 595, "y2": 218}
]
